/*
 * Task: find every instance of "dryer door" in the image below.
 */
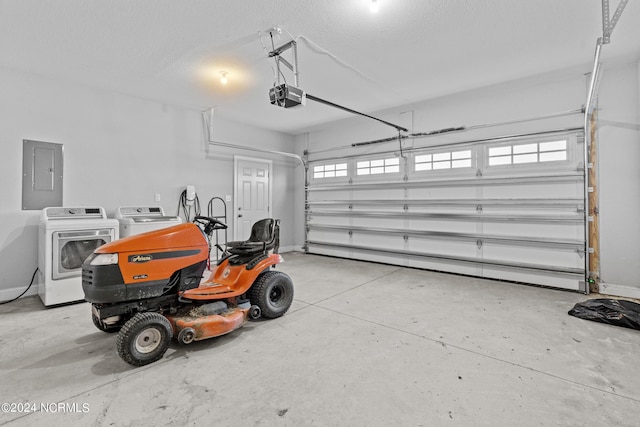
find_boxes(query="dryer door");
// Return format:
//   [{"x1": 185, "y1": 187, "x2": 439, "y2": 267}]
[{"x1": 52, "y1": 229, "x2": 114, "y2": 279}]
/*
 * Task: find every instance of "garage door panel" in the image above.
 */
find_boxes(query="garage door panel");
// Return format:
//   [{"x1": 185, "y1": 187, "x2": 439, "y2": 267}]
[
  {"x1": 407, "y1": 187, "x2": 478, "y2": 200},
  {"x1": 306, "y1": 243, "x2": 352, "y2": 259},
  {"x1": 407, "y1": 257, "x2": 482, "y2": 277},
  {"x1": 349, "y1": 250, "x2": 409, "y2": 268},
  {"x1": 482, "y1": 222, "x2": 583, "y2": 240},
  {"x1": 307, "y1": 229, "x2": 351, "y2": 245},
  {"x1": 307, "y1": 215, "x2": 352, "y2": 227},
  {"x1": 350, "y1": 204, "x2": 407, "y2": 212},
  {"x1": 352, "y1": 188, "x2": 400, "y2": 199},
  {"x1": 481, "y1": 206, "x2": 581, "y2": 216},
  {"x1": 307, "y1": 189, "x2": 351, "y2": 201},
  {"x1": 408, "y1": 238, "x2": 479, "y2": 259},
  {"x1": 351, "y1": 233, "x2": 405, "y2": 251},
  {"x1": 409, "y1": 218, "x2": 479, "y2": 234},
  {"x1": 482, "y1": 267, "x2": 581, "y2": 290},
  {"x1": 482, "y1": 244, "x2": 583, "y2": 269},
  {"x1": 481, "y1": 181, "x2": 582, "y2": 199},
  {"x1": 351, "y1": 216, "x2": 406, "y2": 229}
]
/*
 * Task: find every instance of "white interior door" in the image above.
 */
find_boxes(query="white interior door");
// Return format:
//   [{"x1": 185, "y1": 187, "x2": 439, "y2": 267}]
[{"x1": 234, "y1": 157, "x2": 272, "y2": 240}]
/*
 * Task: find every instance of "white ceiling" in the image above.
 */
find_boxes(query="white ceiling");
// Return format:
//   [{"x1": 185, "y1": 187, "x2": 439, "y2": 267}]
[{"x1": 1, "y1": 0, "x2": 639, "y2": 135}]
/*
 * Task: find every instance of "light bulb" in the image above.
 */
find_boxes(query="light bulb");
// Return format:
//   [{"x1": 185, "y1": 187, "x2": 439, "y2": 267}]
[
  {"x1": 220, "y1": 71, "x2": 228, "y2": 85},
  {"x1": 370, "y1": 0, "x2": 379, "y2": 13}
]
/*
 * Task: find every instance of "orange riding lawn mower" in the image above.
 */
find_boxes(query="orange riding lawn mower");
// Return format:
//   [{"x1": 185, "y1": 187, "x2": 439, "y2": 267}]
[{"x1": 81, "y1": 216, "x2": 293, "y2": 366}]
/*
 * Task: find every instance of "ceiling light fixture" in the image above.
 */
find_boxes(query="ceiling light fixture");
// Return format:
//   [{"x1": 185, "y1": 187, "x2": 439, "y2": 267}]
[
  {"x1": 370, "y1": 0, "x2": 379, "y2": 13},
  {"x1": 219, "y1": 71, "x2": 228, "y2": 85}
]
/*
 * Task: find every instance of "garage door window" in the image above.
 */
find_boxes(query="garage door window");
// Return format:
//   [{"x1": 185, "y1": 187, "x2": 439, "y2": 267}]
[
  {"x1": 357, "y1": 158, "x2": 400, "y2": 175},
  {"x1": 415, "y1": 150, "x2": 472, "y2": 171},
  {"x1": 313, "y1": 163, "x2": 348, "y2": 179},
  {"x1": 488, "y1": 140, "x2": 567, "y2": 166}
]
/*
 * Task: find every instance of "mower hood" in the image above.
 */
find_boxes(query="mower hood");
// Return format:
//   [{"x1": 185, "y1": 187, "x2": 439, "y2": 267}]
[{"x1": 96, "y1": 223, "x2": 208, "y2": 253}]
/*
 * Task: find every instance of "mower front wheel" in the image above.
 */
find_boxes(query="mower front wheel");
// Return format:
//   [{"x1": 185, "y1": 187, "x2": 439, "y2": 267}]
[
  {"x1": 116, "y1": 312, "x2": 173, "y2": 366},
  {"x1": 249, "y1": 271, "x2": 294, "y2": 319}
]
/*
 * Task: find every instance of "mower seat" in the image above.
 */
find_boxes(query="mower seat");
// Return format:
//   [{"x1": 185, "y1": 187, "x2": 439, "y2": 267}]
[{"x1": 226, "y1": 218, "x2": 280, "y2": 256}]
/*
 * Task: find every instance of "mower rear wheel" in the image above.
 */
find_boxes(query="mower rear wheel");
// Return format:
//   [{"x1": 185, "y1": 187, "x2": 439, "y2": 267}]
[
  {"x1": 248, "y1": 271, "x2": 294, "y2": 319},
  {"x1": 116, "y1": 312, "x2": 173, "y2": 366}
]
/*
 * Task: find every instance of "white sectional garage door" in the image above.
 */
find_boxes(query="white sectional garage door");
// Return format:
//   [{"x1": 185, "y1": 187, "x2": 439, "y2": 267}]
[{"x1": 305, "y1": 129, "x2": 586, "y2": 291}]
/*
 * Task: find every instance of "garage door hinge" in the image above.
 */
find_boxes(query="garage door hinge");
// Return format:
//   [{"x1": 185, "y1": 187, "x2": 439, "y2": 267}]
[
  {"x1": 476, "y1": 239, "x2": 483, "y2": 249},
  {"x1": 476, "y1": 205, "x2": 483, "y2": 213},
  {"x1": 348, "y1": 230, "x2": 353, "y2": 237},
  {"x1": 403, "y1": 204, "x2": 408, "y2": 211},
  {"x1": 404, "y1": 234, "x2": 409, "y2": 242},
  {"x1": 476, "y1": 169, "x2": 483, "y2": 177}
]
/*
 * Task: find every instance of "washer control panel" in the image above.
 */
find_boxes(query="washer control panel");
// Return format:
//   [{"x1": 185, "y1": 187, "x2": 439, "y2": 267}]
[
  {"x1": 42, "y1": 207, "x2": 106, "y2": 220},
  {"x1": 118, "y1": 206, "x2": 164, "y2": 217}
]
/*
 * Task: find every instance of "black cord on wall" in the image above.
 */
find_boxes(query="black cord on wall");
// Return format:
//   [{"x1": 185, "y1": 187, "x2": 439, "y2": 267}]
[{"x1": 0, "y1": 268, "x2": 38, "y2": 305}]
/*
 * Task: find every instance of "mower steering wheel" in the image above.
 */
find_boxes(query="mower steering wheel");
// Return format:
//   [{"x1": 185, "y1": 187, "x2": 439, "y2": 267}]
[{"x1": 194, "y1": 216, "x2": 228, "y2": 233}]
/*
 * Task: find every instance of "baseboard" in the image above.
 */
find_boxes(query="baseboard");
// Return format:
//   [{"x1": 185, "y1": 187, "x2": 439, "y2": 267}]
[
  {"x1": 599, "y1": 282, "x2": 640, "y2": 300},
  {"x1": 279, "y1": 245, "x2": 305, "y2": 253},
  {"x1": 0, "y1": 284, "x2": 39, "y2": 303}
]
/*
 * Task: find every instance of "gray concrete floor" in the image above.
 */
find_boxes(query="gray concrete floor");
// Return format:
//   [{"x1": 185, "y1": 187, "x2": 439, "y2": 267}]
[{"x1": 0, "y1": 253, "x2": 639, "y2": 426}]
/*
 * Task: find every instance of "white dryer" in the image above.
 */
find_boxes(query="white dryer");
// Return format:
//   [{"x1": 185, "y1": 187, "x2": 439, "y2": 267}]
[
  {"x1": 115, "y1": 206, "x2": 182, "y2": 237},
  {"x1": 38, "y1": 207, "x2": 119, "y2": 306}
]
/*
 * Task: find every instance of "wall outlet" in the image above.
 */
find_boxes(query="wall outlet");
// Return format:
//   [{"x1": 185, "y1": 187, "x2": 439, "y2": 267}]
[
  {"x1": 225, "y1": 195, "x2": 232, "y2": 202},
  {"x1": 154, "y1": 193, "x2": 161, "y2": 202}
]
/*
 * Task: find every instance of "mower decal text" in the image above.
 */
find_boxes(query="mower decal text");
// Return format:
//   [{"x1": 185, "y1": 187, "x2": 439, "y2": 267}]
[
  {"x1": 133, "y1": 274, "x2": 148, "y2": 280},
  {"x1": 128, "y1": 250, "x2": 201, "y2": 263},
  {"x1": 129, "y1": 254, "x2": 153, "y2": 263}
]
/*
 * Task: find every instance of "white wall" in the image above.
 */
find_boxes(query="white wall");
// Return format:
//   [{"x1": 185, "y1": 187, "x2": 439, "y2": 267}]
[
  {"x1": 294, "y1": 61, "x2": 640, "y2": 295},
  {"x1": 0, "y1": 66, "x2": 295, "y2": 301},
  {"x1": 206, "y1": 113, "x2": 304, "y2": 248},
  {"x1": 597, "y1": 59, "x2": 640, "y2": 297}
]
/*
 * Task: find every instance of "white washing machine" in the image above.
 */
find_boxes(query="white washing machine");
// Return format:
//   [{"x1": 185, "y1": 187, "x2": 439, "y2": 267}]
[
  {"x1": 38, "y1": 207, "x2": 119, "y2": 306},
  {"x1": 115, "y1": 206, "x2": 182, "y2": 237}
]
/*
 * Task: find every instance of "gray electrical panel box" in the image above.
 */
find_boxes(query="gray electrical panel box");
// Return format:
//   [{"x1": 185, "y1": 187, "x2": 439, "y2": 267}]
[{"x1": 22, "y1": 139, "x2": 63, "y2": 210}]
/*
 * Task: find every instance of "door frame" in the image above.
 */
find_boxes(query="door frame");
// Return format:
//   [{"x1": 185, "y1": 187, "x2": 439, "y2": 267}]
[{"x1": 233, "y1": 155, "x2": 273, "y2": 240}]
